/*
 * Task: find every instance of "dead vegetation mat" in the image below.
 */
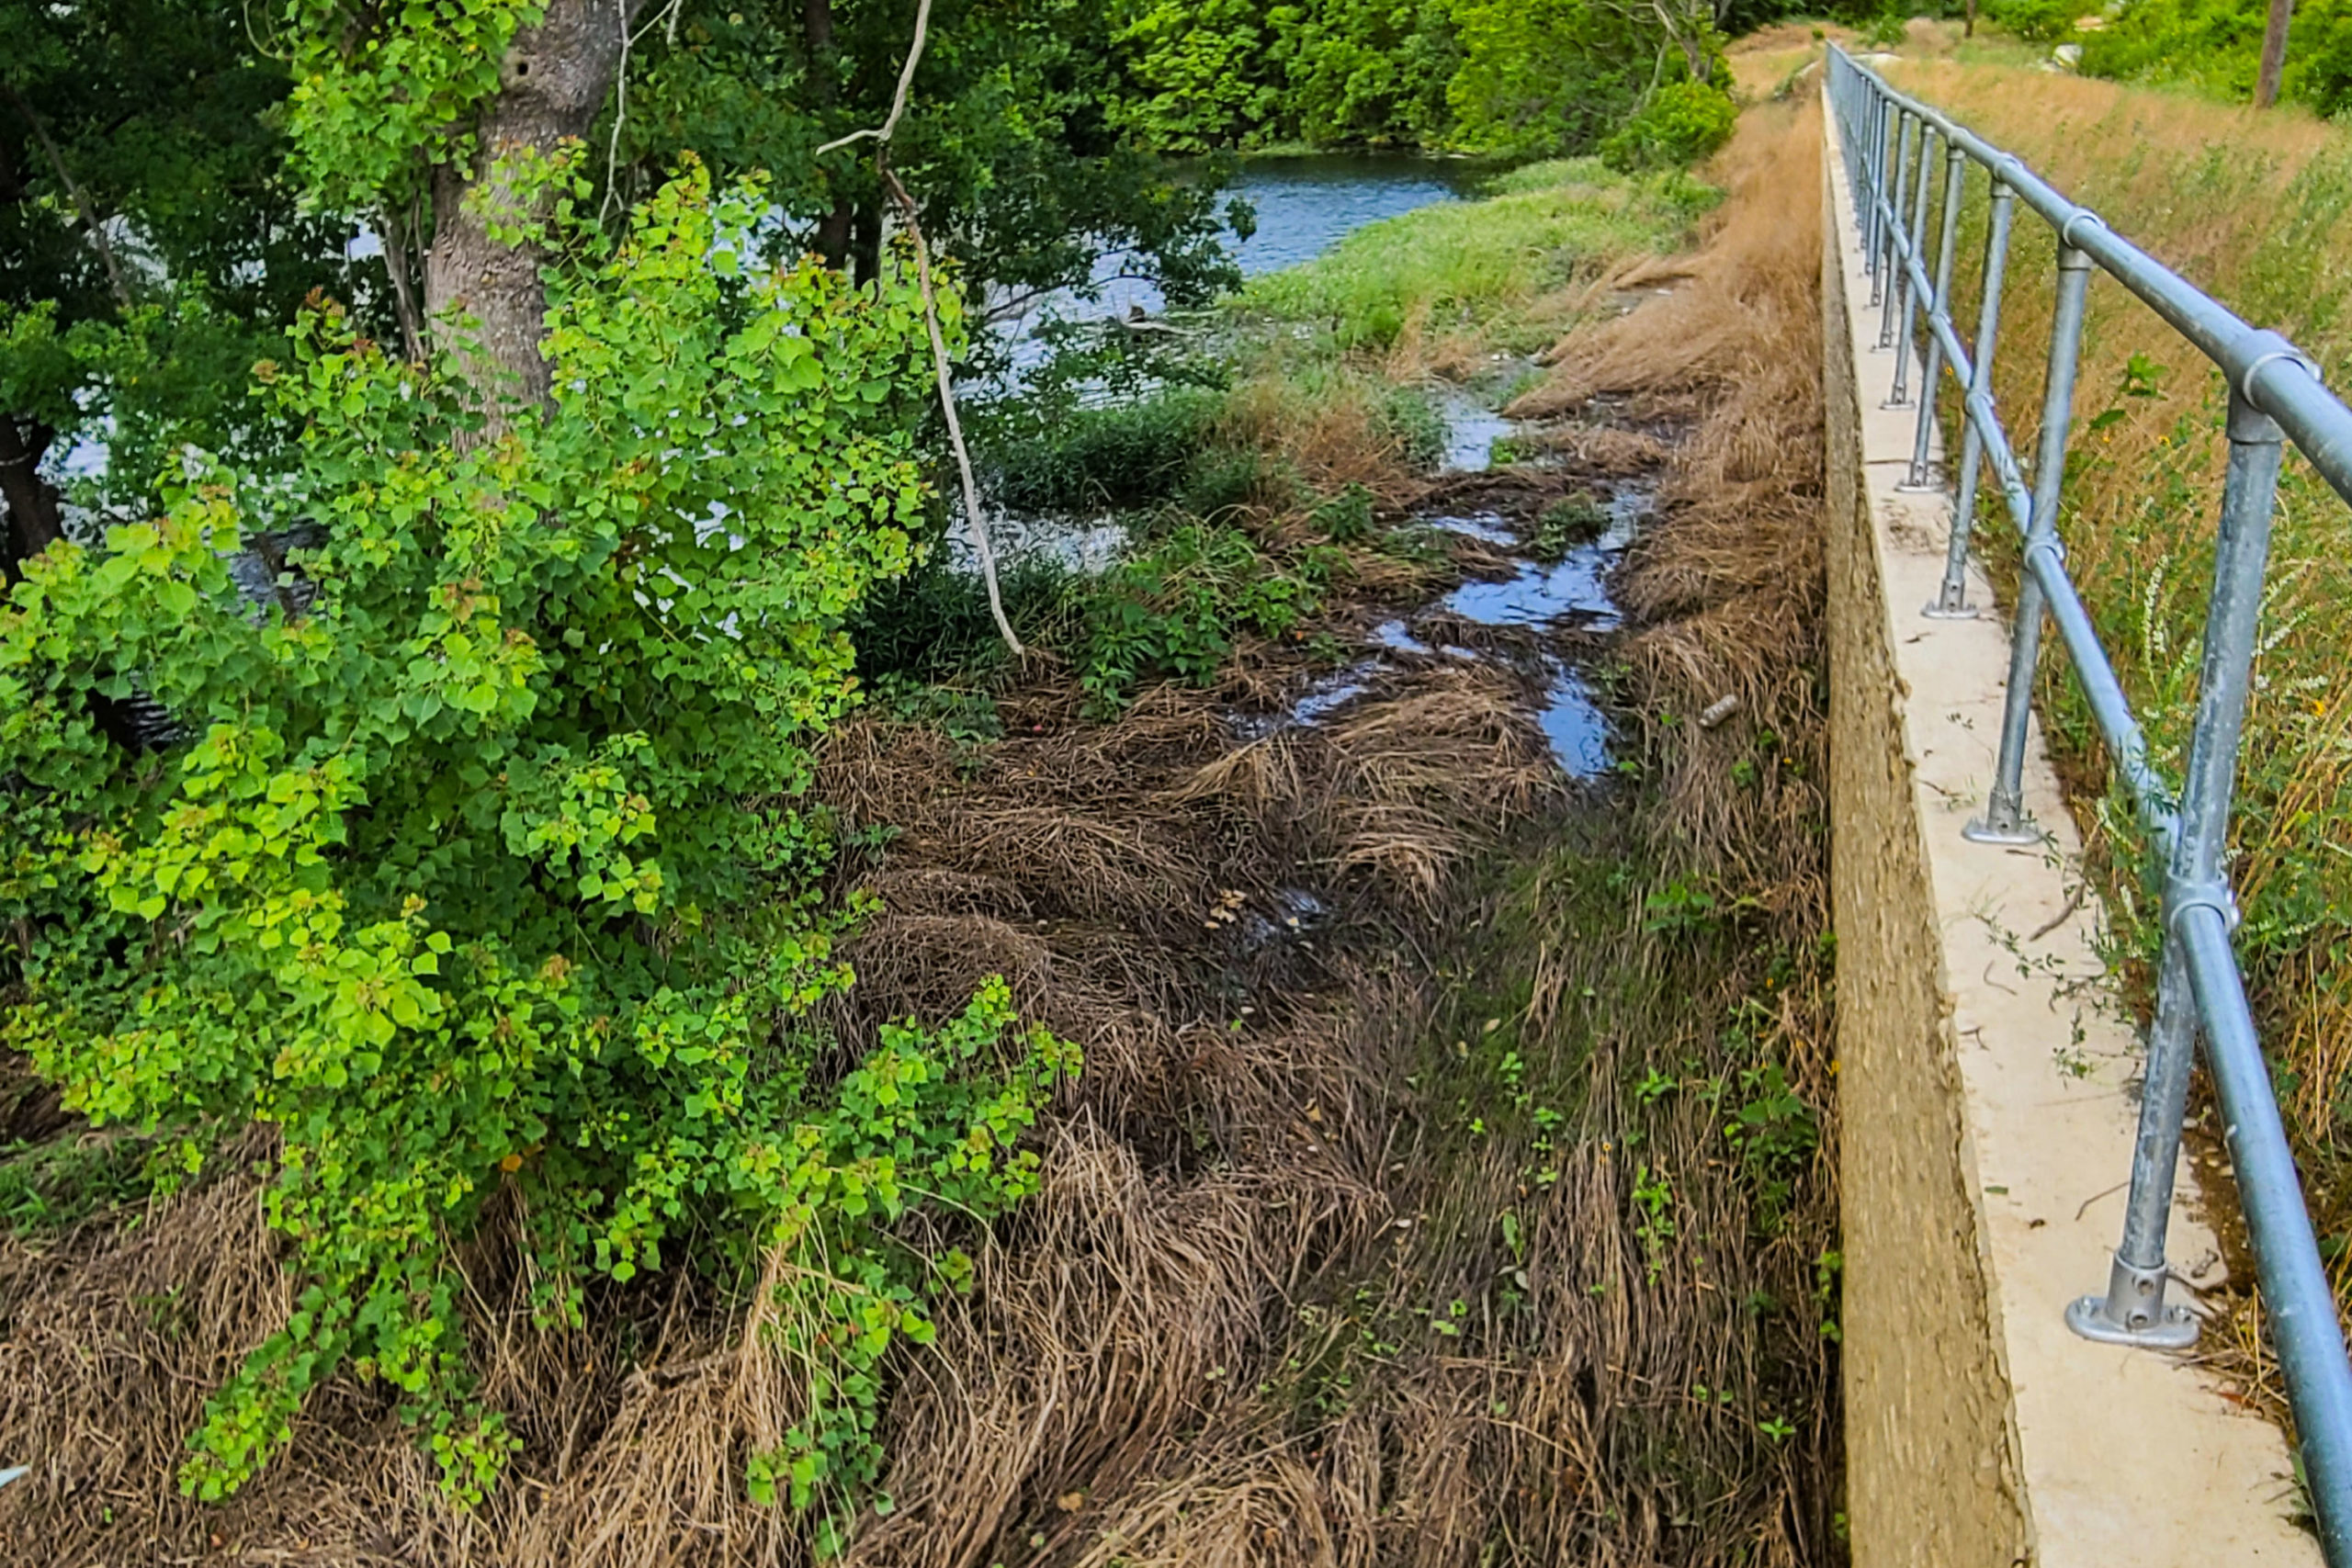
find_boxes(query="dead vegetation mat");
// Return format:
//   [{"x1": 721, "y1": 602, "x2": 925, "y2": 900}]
[{"x1": 0, "y1": 99, "x2": 1837, "y2": 1567}]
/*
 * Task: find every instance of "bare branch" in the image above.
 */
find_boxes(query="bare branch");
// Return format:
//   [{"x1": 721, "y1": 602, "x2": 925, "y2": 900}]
[
  {"x1": 885, "y1": 162, "x2": 1023, "y2": 656},
  {"x1": 812, "y1": 0, "x2": 932, "y2": 155},
  {"x1": 812, "y1": 0, "x2": 1021, "y2": 655},
  {"x1": 2, "y1": 83, "x2": 130, "y2": 309}
]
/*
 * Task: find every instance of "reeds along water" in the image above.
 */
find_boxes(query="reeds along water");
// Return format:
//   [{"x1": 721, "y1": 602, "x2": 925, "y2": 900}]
[{"x1": 0, "y1": 101, "x2": 1842, "y2": 1565}]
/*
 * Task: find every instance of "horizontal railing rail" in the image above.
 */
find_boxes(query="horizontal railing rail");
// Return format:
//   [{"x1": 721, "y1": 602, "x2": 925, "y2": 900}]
[{"x1": 1826, "y1": 45, "x2": 2352, "y2": 1564}]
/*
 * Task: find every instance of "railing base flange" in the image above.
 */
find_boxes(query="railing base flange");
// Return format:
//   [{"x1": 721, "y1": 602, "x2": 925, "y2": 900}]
[
  {"x1": 1963, "y1": 816, "x2": 2043, "y2": 846},
  {"x1": 2064, "y1": 1292, "x2": 2199, "y2": 1350},
  {"x1": 1921, "y1": 599, "x2": 1980, "y2": 620}
]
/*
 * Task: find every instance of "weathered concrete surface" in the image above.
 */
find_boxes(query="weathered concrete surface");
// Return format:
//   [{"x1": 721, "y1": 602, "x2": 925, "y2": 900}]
[{"x1": 1822, "y1": 104, "x2": 2320, "y2": 1566}]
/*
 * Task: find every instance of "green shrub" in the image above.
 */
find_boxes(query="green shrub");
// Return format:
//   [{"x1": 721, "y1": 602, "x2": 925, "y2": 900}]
[
  {"x1": 1600, "y1": 82, "x2": 1739, "y2": 173},
  {"x1": 852, "y1": 554, "x2": 1077, "y2": 684},
  {"x1": 1077, "y1": 523, "x2": 1337, "y2": 709},
  {"x1": 1343, "y1": 300, "x2": 1408, "y2": 351},
  {"x1": 0, "y1": 166, "x2": 1075, "y2": 1517},
  {"x1": 1180, "y1": 446, "x2": 1304, "y2": 517},
  {"x1": 1313, "y1": 483, "x2": 1377, "y2": 542},
  {"x1": 1379, "y1": 385, "x2": 1450, "y2": 469},
  {"x1": 1532, "y1": 492, "x2": 1610, "y2": 560},
  {"x1": 984, "y1": 387, "x2": 1226, "y2": 513},
  {"x1": 1991, "y1": 0, "x2": 2081, "y2": 43}
]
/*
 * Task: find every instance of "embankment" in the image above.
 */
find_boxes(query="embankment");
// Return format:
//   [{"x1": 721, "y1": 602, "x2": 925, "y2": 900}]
[{"x1": 0, "y1": 110, "x2": 1844, "y2": 1564}]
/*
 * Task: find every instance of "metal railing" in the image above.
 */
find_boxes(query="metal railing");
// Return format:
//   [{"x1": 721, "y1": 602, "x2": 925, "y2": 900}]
[{"x1": 1826, "y1": 45, "x2": 2352, "y2": 1562}]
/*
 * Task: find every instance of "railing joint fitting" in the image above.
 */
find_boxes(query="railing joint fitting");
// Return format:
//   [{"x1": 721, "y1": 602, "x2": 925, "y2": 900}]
[
  {"x1": 2058, "y1": 212, "x2": 2107, "y2": 254},
  {"x1": 2021, "y1": 536, "x2": 2067, "y2": 576},
  {"x1": 2166, "y1": 877, "x2": 2241, "y2": 938}
]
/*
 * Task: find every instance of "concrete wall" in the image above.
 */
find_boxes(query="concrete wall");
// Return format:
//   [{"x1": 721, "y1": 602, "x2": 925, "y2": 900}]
[
  {"x1": 1821, "y1": 100, "x2": 2321, "y2": 1567},
  {"x1": 1824, "y1": 149, "x2": 2032, "y2": 1568}
]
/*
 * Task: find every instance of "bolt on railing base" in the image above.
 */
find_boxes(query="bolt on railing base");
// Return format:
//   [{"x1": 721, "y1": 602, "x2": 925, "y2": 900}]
[
  {"x1": 1962, "y1": 814, "x2": 2043, "y2": 845},
  {"x1": 2065, "y1": 1257, "x2": 2199, "y2": 1349}
]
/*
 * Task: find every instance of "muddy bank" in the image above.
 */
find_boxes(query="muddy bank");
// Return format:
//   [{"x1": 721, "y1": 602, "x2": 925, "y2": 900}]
[{"x1": 0, "y1": 101, "x2": 1835, "y2": 1566}]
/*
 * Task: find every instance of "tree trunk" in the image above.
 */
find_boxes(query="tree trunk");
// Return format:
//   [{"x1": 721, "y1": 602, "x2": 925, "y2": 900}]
[
  {"x1": 850, "y1": 199, "x2": 882, "y2": 288},
  {"x1": 0, "y1": 416, "x2": 64, "y2": 581},
  {"x1": 425, "y1": 0, "x2": 633, "y2": 428},
  {"x1": 1965, "y1": 0, "x2": 1977, "y2": 38},
  {"x1": 2257, "y1": 0, "x2": 2294, "y2": 107},
  {"x1": 803, "y1": 0, "x2": 856, "y2": 272}
]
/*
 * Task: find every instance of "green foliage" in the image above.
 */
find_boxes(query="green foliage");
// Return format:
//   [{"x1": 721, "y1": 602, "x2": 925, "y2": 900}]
[
  {"x1": 1112, "y1": 0, "x2": 1306, "y2": 151},
  {"x1": 1988, "y1": 0, "x2": 2079, "y2": 44},
  {"x1": 1313, "y1": 483, "x2": 1377, "y2": 542},
  {"x1": 0, "y1": 0, "x2": 359, "y2": 545},
  {"x1": 984, "y1": 387, "x2": 1227, "y2": 513},
  {"x1": 1445, "y1": 0, "x2": 1671, "y2": 158},
  {"x1": 1286, "y1": 0, "x2": 1463, "y2": 147},
  {"x1": 1077, "y1": 522, "x2": 1337, "y2": 708},
  {"x1": 1532, "y1": 492, "x2": 1610, "y2": 561},
  {"x1": 1109, "y1": 0, "x2": 1736, "y2": 157},
  {"x1": 1641, "y1": 879, "x2": 1719, "y2": 935},
  {"x1": 281, "y1": 0, "x2": 544, "y2": 210},
  {"x1": 2077, "y1": 0, "x2": 2352, "y2": 110},
  {"x1": 0, "y1": 1128, "x2": 183, "y2": 1237},
  {"x1": 1379, "y1": 386, "x2": 1450, "y2": 468},
  {"x1": 0, "y1": 163, "x2": 1073, "y2": 1510},
  {"x1": 1600, "y1": 81, "x2": 1739, "y2": 172},
  {"x1": 621, "y1": 0, "x2": 1247, "y2": 316},
  {"x1": 1716, "y1": 1003, "x2": 1819, "y2": 1229}
]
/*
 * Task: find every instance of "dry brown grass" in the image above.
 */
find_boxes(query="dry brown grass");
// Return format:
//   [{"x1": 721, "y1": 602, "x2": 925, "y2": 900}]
[
  {"x1": 1872, "y1": 45, "x2": 2352, "y2": 1416},
  {"x1": 1521, "y1": 95, "x2": 1830, "y2": 907},
  {"x1": 0, "y1": 101, "x2": 1839, "y2": 1566}
]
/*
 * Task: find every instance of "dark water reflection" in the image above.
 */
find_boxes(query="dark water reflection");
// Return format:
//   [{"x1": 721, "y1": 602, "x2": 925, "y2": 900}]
[{"x1": 989, "y1": 153, "x2": 1483, "y2": 354}]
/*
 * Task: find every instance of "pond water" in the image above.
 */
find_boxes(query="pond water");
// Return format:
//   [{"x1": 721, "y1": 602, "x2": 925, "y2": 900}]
[
  {"x1": 976, "y1": 151, "x2": 1641, "y2": 785},
  {"x1": 989, "y1": 153, "x2": 1484, "y2": 355}
]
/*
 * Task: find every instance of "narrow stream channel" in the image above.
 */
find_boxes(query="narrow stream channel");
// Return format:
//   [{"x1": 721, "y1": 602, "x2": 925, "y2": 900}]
[{"x1": 994, "y1": 153, "x2": 1649, "y2": 784}]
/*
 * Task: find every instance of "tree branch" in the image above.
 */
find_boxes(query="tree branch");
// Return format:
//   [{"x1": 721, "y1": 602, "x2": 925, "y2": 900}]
[
  {"x1": 812, "y1": 0, "x2": 931, "y2": 155},
  {"x1": 819, "y1": 0, "x2": 1022, "y2": 656},
  {"x1": 1, "y1": 83, "x2": 130, "y2": 309}
]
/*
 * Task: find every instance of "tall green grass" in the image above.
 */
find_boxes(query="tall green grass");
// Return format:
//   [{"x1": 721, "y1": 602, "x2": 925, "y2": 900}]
[
  {"x1": 1238, "y1": 159, "x2": 1715, "y2": 353},
  {"x1": 1894, "y1": 56, "x2": 2352, "y2": 1364}
]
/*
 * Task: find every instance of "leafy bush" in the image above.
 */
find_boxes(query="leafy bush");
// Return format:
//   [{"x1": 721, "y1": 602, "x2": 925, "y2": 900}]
[
  {"x1": 1445, "y1": 0, "x2": 1660, "y2": 156},
  {"x1": 1379, "y1": 385, "x2": 1450, "y2": 469},
  {"x1": 1600, "y1": 82, "x2": 1739, "y2": 172},
  {"x1": 0, "y1": 164, "x2": 1075, "y2": 1513},
  {"x1": 1077, "y1": 523, "x2": 1338, "y2": 709},
  {"x1": 984, "y1": 387, "x2": 1226, "y2": 513},
  {"x1": 1313, "y1": 483, "x2": 1377, "y2": 543},
  {"x1": 1180, "y1": 446, "x2": 1304, "y2": 517},
  {"x1": 1991, "y1": 0, "x2": 2082, "y2": 42},
  {"x1": 2077, "y1": 0, "x2": 2352, "y2": 109},
  {"x1": 1532, "y1": 493, "x2": 1610, "y2": 560}
]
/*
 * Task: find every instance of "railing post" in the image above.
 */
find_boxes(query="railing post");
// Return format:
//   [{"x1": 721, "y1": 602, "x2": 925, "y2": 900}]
[
  {"x1": 1887, "y1": 123, "x2": 1939, "y2": 400},
  {"x1": 1868, "y1": 101, "x2": 1894, "y2": 305},
  {"x1": 1878, "y1": 109, "x2": 1917, "y2": 345},
  {"x1": 1965, "y1": 239, "x2": 2094, "y2": 845},
  {"x1": 2067, "y1": 385, "x2": 2286, "y2": 1349},
  {"x1": 1901, "y1": 143, "x2": 1970, "y2": 491},
  {"x1": 1926, "y1": 178, "x2": 2017, "y2": 619}
]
